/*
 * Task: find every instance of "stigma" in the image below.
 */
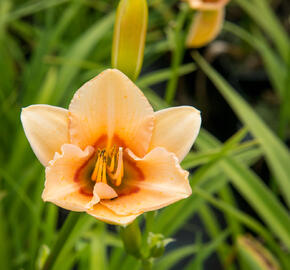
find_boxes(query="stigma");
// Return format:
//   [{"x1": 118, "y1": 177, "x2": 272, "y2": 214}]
[{"x1": 91, "y1": 146, "x2": 124, "y2": 186}]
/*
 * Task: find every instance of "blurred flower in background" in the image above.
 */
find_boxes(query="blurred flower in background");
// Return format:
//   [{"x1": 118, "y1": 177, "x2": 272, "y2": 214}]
[{"x1": 186, "y1": 0, "x2": 230, "y2": 48}]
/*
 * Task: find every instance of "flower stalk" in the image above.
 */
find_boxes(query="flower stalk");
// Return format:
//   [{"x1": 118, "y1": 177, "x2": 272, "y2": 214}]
[{"x1": 120, "y1": 219, "x2": 143, "y2": 258}]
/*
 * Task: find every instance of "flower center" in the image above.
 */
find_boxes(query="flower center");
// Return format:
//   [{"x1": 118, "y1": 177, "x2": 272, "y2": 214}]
[{"x1": 91, "y1": 146, "x2": 124, "y2": 187}]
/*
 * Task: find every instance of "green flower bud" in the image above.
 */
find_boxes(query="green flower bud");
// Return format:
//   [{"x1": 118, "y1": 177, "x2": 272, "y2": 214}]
[
  {"x1": 112, "y1": 0, "x2": 148, "y2": 81},
  {"x1": 147, "y1": 232, "x2": 174, "y2": 258},
  {"x1": 36, "y1": 245, "x2": 50, "y2": 270}
]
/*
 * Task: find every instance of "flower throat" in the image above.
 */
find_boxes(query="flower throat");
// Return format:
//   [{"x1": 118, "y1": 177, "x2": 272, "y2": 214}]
[{"x1": 91, "y1": 145, "x2": 124, "y2": 186}]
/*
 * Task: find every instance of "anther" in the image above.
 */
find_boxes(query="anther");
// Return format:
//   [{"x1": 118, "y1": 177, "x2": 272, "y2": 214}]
[
  {"x1": 91, "y1": 150, "x2": 101, "y2": 181},
  {"x1": 109, "y1": 146, "x2": 116, "y2": 172},
  {"x1": 91, "y1": 146, "x2": 124, "y2": 186},
  {"x1": 113, "y1": 147, "x2": 124, "y2": 186},
  {"x1": 102, "y1": 155, "x2": 107, "y2": 184}
]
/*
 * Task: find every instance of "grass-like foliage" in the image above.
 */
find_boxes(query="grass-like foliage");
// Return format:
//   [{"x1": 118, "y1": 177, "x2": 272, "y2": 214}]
[{"x1": 0, "y1": 0, "x2": 289, "y2": 269}]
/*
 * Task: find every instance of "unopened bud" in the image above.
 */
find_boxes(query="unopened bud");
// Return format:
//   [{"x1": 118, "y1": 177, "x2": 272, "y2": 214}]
[
  {"x1": 112, "y1": 0, "x2": 148, "y2": 81},
  {"x1": 237, "y1": 235, "x2": 280, "y2": 270},
  {"x1": 186, "y1": 9, "x2": 225, "y2": 48},
  {"x1": 147, "y1": 232, "x2": 174, "y2": 258}
]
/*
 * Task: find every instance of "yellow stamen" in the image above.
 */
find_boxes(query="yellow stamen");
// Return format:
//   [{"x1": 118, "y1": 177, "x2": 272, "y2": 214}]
[
  {"x1": 96, "y1": 152, "x2": 104, "y2": 182},
  {"x1": 109, "y1": 145, "x2": 116, "y2": 172},
  {"x1": 113, "y1": 147, "x2": 124, "y2": 186},
  {"x1": 102, "y1": 155, "x2": 107, "y2": 184},
  {"x1": 91, "y1": 146, "x2": 124, "y2": 186},
  {"x1": 91, "y1": 150, "x2": 101, "y2": 181}
]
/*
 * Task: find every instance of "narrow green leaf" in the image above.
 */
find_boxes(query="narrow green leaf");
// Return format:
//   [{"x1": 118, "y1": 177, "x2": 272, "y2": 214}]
[
  {"x1": 89, "y1": 226, "x2": 107, "y2": 270},
  {"x1": 193, "y1": 52, "x2": 290, "y2": 207},
  {"x1": 199, "y1": 204, "x2": 234, "y2": 269},
  {"x1": 53, "y1": 12, "x2": 114, "y2": 104},
  {"x1": 196, "y1": 129, "x2": 290, "y2": 250},
  {"x1": 155, "y1": 175, "x2": 229, "y2": 237},
  {"x1": 154, "y1": 245, "x2": 198, "y2": 270},
  {"x1": 7, "y1": 0, "x2": 70, "y2": 22},
  {"x1": 0, "y1": 168, "x2": 35, "y2": 213},
  {"x1": 137, "y1": 63, "x2": 196, "y2": 89},
  {"x1": 234, "y1": 0, "x2": 289, "y2": 61},
  {"x1": 185, "y1": 230, "x2": 230, "y2": 270},
  {"x1": 193, "y1": 187, "x2": 288, "y2": 266},
  {"x1": 0, "y1": 205, "x2": 11, "y2": 269},
  {"x1": 155, "y1": 129, "x2": 262, "y2": 236},
  {"x1": 223, "y1": 22, "x2": 286, "y2": 99},
  {"x1": 182, "y1": 142, "x2": 260, "y2": 170}
]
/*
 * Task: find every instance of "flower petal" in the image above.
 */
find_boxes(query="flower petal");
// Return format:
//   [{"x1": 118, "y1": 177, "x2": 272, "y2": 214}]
[
  {"x1": 87, "y1": 204, "x2": 139, "y2": 225},
  {"x1": 93, "y1": 183, "x2": 118, "y2": 199},
  {"x1": 149, "y1": 106, "x2": 201, "y2": 162},
  {"x1": 101, "y1": 147, "x2": 191, "y2": 215},
  {"x1": 69, "y1": 69, "x2": 154, "y2": 157},
  {"x1": 186, "y1": 9, "x2": 225, "y2": 48},
  {"x1": 21, "y1": 105, "x2": 70, "y2": 166},
  {"x1": 187, "y1": 0, "x2": 230, "y2": 10},
  {"x1": 42, "y1": 144, "x2": 99, "y2": 211}
]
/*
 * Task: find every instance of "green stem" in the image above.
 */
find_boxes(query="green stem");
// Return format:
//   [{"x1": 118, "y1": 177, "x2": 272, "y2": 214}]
[
  {"x1": 278, "y1": 53, "x2": 290, "y2": 140},
  {"x1": 144, "y1": 211, "x2": 155, "y2": 238},
  {"x1": 42, "y1": 212, "x2": 81, "y2": 270},
  {"x1": 165, "y1": 4, "x2": 189, "y2": 104},
  {"x1": 120, "y1": 219, "x2": 142, "y2": 258},
  {"x1": 142, "y1": 258, "x2": 153, "y2": 270}
]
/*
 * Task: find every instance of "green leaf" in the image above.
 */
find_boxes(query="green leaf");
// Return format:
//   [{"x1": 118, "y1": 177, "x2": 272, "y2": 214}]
[
  {"x1": 193, "y1": 187, "x2": 289, "y2": 268},
  {"x1": 193, "y1": 52, "x2": 290, "y2": 208},
  {"x1": 234, "y1": 0, "x2": 289, "y2": 61},
  {"x1": 185, "y1": 230, "x2": 230, "y2": 270},
  {"x1": 0, "y1": 205, "x2": 11, "y2": 269},
  {"x1": 154, "y1": 128, "x2": 262, "y2": 237},
  {"x1": 137, "y1": 63, "x2": 196, "y2": 89},
  {"x1": 43, "y1": 213, "x2": 95, "y2": 270},
  {"x1": 154, "y1": 244, "x2": 198, "y2": 270},
  {"x1": 223, "y1": 22, "x2": 287, "y2": 99},
  {"x1": 53, "y1": 12, "x2": 115, "y2": 105},
  {"x1": 198, "y1": 204, "x2": 233, "y2": 269},
  {"x1": 196, "y1": 129, "x2": 290, "y2": 251},
  {"x1": 0, "y1": 168, "x2": 35, "y2": 213},
  {"x1": 89, "y1": 226, "x2": 108, "y2": 270},
  {"x1": 7, "y1": 0, "x2": 70, "y2": 22}
]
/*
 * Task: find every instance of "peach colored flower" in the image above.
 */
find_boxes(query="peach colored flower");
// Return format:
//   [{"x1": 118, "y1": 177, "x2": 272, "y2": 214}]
[
  {"x1": 21, "y1": 69, "x2": 201, "y2": 225},
  {"x1": 187, "y1": 0, "x2": 230, "y2": 11},
  {"x1": 186, "y1": 0, "x2": 230, "y2": 48}
]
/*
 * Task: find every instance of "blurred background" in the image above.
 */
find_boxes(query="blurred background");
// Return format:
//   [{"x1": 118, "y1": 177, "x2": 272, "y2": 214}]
[{"x1": 0, "y1": 0, "x2": 290, "y2": 269}]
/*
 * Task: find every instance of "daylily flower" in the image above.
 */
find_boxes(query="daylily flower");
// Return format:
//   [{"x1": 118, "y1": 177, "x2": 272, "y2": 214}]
[
  {"x1": 187, "y1": 0, "x2": 230, "y2": 10},
  {"x1": 186, "y1": 0, "x2": 230, "y2": 48},
  {"x1": 21, "y1": 69, "x2": 201, "y2": 225}
]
